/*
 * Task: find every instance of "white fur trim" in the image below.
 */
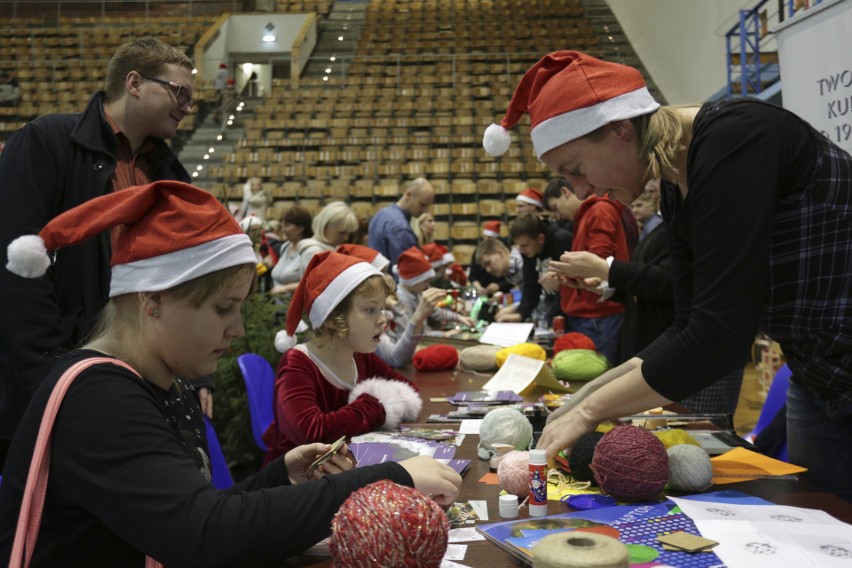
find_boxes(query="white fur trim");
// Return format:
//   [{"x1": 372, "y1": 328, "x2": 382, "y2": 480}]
[
  {"x1": 442, "y1": 252, "x2": 455, "y2": 265},
  {"x1": 371, "y1": 253, "x2": 390, "y2": 271},
  {"x1": 398, "y1": 267, "x2": 435, "y2": 287},
  {"x1": 110, "y1": 234, "x2": 256, "y2": 297},
  {"x1": 531, "y1": 87, "x2": 660, "y2": 159},
  {"x1": 483, "y1": 123, "x2": 511, "y2": 157},
  {"x1": 516, "y1": 194, "x2": 542, "y2": 207},
  {"x1": 349, "y1": 377, "x2": 422, "y2": 429},
  {"x1": 308, "y1": 262, "x2": 381, "y2": 328},
  {"x1": 483, "y1": 229, "x2": 500, "y2": 238},
  {"x1": 6, "y1": 235, "x2": 50, "y2": 278}
]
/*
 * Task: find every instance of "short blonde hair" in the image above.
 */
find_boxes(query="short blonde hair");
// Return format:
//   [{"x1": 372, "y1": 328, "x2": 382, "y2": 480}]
[
  {"x1": 311, "y1": 274, "x2": 395, "y2": 348},
  {"x1": 475, "y1": 238, "x2": 509, "y2": 264},
  {"x1": 411, "y1": 212, "x2": 434, "y2": 246},
  {"x1": 312, "y1": 202, "x2": 358, "y2": 245}
]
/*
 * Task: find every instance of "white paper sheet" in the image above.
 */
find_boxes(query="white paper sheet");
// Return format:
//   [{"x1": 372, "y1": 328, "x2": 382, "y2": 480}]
[{"x1": 478, "y1": 322, "x2": 534, "y2": 347}]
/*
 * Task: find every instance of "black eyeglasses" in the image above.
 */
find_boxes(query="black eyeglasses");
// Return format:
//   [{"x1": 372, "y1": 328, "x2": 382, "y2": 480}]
[{"x1": 143, "y1": 75, "x2": 193, "y2": 108}]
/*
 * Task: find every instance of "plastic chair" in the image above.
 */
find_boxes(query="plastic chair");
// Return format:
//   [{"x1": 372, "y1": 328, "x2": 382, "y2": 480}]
[
  {"x1": 204, "y1": 416, "x2": 234, "y2": 489},
  {"x1": 747, "y1": 363, "x2": 791, "y2": 461},
  {"x1": 237, "y1": 353, "x2": 276, "y2": 452}
]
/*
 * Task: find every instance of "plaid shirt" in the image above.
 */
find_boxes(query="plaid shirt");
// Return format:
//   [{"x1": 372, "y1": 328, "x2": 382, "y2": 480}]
[{"x1": 642, "y1": 99, "x2": 852, "y2": 411}]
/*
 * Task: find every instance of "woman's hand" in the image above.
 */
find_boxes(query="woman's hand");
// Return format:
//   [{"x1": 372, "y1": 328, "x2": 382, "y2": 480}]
[
  {"x1": 537, "y1": 404, "x2": 600, "y2": 459},
  {"x1": 285, "y1": 442, "x2": 356, "y2": 484},
  {"x1": 398, "y1": 456, "x2": 462, "y2": 506},
  {"x1": 550, "y1": 251, "x2": 610, "y2": 281}
]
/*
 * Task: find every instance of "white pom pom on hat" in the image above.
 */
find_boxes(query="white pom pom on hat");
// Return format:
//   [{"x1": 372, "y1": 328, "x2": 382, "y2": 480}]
[
  {"x1": 483, "y1": 123, "x2": 512, "y2": 157},
  {"x1": 482, "y1": 50, "x2": 660, "y2": 160},
  {"x1": 6, "y1": 235, "x2": 51, "y2": 278}
]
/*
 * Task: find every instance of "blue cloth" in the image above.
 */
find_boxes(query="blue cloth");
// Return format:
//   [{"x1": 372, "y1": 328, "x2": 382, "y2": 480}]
[
  {"x1": 565, "y1": 313, "x2": 623, "y2": 366},
  {"x1": 787, "y1": 380, "x2": 852, "y2": 502},
  {"x1": 368, "y1": 204, "x2": 419, "y2": 277},
  {"x1": 638, "y1": 213, "x2": 662, "y2": 242}
]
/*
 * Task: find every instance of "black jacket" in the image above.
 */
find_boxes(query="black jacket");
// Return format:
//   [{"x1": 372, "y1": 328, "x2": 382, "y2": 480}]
[
  {"x1": 0, "y1": 92, "x2": 190, "y2": 443},
  {"x1": 517, "y1": 221, "x2": 572, "y2": 321}
]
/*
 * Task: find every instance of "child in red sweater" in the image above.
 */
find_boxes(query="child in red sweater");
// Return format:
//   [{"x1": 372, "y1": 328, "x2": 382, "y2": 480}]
[{"x1": 264, "y1": 251, "x2": 421, "y2": 464}]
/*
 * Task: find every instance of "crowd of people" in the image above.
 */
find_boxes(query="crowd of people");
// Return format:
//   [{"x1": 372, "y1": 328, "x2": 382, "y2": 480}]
[{"x1": 0, "y1": 35, "x2": 849, "y2": 567}]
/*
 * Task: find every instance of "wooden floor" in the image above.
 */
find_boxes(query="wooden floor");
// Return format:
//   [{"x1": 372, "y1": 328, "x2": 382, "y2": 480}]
[{"x1": 733, "y1": 364, "x2": 768, "y2": 436}]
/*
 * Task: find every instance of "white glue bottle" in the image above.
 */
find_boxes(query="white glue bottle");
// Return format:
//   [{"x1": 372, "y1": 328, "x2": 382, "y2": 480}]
[{"x1": 528, "y1": 448, "x2": 548, "y2": 517}]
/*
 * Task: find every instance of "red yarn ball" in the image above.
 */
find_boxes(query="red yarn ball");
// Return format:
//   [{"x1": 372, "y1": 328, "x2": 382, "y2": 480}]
[
  {"x1": 553, "y1": 332, "x2": 596, "y2": 354},
  {"x1": 330, "y1": 480, "x2": 449, "y2": 567},
  {"x1": 590, "y1": 425, "x2": 669, "y2": 502},
  {"x1": 413, "y1": 344, "x2": 459, "y2": 372}
]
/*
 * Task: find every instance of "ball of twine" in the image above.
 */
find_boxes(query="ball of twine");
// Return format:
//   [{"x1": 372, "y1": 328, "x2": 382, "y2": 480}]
[
  {"x1": 477, "y1": 406, "x2": 533, "y2": 460},
  {"x1": 330, "y1": 480, "x2": 449, "y2": 567},
  {"x1": 590, "y1": 425, "x2": 669, "y2": 502},
  {"x1": 667, "y1": 443, "x2": 714, "y2": 492},
  {"x1": 497, "y1": 450, "x2": 530, "y2": 497},
  {"x1": 567, "y1": 431, "x2": 606, "y2": 484}
]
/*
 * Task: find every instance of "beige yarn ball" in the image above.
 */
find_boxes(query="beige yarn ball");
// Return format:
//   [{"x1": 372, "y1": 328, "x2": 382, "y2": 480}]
[{"x1": 459, "y1": 344, "x2": 502, "y2": 372}]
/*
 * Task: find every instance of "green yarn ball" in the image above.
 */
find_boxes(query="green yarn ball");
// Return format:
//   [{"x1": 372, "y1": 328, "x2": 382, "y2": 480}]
[{"x1": 551, "y1": 349, "x2": 610, "y2": 381}]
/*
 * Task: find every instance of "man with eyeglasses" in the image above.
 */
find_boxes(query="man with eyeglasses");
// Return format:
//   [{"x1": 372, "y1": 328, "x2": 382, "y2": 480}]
[{"x1": 0, "y1": 37, "x2": 204, "y2": 469}]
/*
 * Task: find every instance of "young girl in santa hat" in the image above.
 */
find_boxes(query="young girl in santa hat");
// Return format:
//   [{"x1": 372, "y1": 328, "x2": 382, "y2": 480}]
[
  {"x1": 0, "y1": 181, "x2": 460, "y2": 567},
  {"x1": 337, "y1": 243, "x2": 444, "y2": 368},
  {"x1": 264, "y1": 250, "x2": 424, "y2": 465}
]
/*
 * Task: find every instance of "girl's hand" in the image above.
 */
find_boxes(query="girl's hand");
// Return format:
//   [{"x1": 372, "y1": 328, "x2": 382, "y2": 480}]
[{"x1": 285, "y1": 442, "x2": 356, "y2": 484}]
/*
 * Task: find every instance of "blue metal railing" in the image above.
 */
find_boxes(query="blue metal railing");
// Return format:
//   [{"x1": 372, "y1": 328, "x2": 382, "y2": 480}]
[{"x1": 725, "y1": 0, "x2": 822, "y2": 98}]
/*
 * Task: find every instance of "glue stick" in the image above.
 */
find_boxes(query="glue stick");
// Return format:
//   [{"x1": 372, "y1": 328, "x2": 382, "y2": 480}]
[{"x1": 528, "y1": 449, "x2": 548, "y2": 517}]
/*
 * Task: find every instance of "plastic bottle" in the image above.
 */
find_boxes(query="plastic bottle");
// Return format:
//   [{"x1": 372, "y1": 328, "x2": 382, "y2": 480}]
[{"x1": 528, "y1": 448, "x2": 548, "y2": 517}]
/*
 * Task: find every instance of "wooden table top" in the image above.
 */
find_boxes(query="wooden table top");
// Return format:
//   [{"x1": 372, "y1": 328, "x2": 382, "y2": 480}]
[{"x1": 284, "y1": 366, "x2": 852, "y2": 567}]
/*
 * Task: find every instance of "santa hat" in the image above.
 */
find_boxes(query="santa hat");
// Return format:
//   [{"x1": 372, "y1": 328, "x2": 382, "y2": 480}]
[
  {"x1": 393, "y1": 246, "x2": 435, "y2": 287},
  {"x1": 483, "y1": 51, "x2": 660, "y2": 159},
  {"x1": 516, "y1": 188, "x2": 543, "y2": 208},
  {"x1": 219, "y1": 63, "x2": 227, "y2": 69},
  {"x1": 421, "y1": 243, "x2": 454, "y2": 268},
  {"x1": 5, "y1": 181, "x2": 256, "y2": 297},
  {"x1": 482, "y1": 220, "x2": 501, "y2": 238},
  {"x1": 283, "y1": 251, "x2": 381, "y2": 338},
  {"x1": 336, "y1": 243, "x2": 390, "y2": 272}
]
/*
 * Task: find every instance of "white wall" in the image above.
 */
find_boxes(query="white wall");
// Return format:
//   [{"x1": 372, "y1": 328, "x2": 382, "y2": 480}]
[{"x1": 605, "y1": 0, "x2": 751, "y2": 104}]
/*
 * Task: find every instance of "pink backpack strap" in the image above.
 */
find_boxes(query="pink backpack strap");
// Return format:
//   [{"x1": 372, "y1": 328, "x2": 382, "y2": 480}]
[{"x1": 9, "y1": 356, "x2": 164, "y2": 568}]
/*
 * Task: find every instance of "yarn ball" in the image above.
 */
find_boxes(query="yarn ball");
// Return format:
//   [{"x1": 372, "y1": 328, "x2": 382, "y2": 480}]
[
  {"x1": 567, "y1": 431, "x2": 606, "y2": 484},
  {"x1": 551, "y1": 349, "x2": 610, "y2": 381},
  {"x1": 477, "y1": 407, "x2": 533, "y2": 460},
  {"x1": 497, "y1": 450, "x2": 530, "y2": 497},
  {"x1": 653, "y1": 428, "x2": 700, "y2": 449},
  {"x1": 330, "y1": 479, "x2": 449, "y2": 567},
  {"x1": 591, "y1": 425, "x2": 669, "y2": 502},
  {"x1": 667, "y1": 444, "x2": 714, "y2": 492},
  {"x1": 413, "y1": 344, "x2": 459, "y2": 372},
  {"x1": 459, "y1": 344, "x2": 502, "y2": 372},
  {"x1": 553, "y1": 332, "x2": 596, "y2": 354},
  {"x1": 495, "y1": 342, "x2": 546, "y2": 368}
]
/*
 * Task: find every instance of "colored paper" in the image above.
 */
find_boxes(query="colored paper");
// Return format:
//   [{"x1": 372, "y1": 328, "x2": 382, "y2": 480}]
[{"x1": 710, "y1": 447, "x2": 807, "y2": 484}]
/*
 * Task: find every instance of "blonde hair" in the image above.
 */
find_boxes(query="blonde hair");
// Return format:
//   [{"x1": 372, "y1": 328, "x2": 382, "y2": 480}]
[
  {"x1": 311, "y1": 274, "x2": 395, "y2": 348},
  {"x1": 632, "y1": 106, "x2": 693, "y2": 181},
  {"x1": 411, "y1": 212, "x2": 434, "y2": 246},
  {"x1": 87, "y1": 264, "x2": 256, "y2": 343},
  {"x1": 312, "y1": 201, "x2": 358, "y2": 246},
  {"x1": 475, "y1": 238, "x2": 510, "y2": 264}
]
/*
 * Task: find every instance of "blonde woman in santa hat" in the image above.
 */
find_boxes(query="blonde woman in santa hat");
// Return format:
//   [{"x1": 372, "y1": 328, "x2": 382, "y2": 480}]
[
  {"x1": 263, "y1": 250, "x2": 426, "y2": 465},
  {"x1": 0, "y1": 181, "x2": 461, "y2": 567},
  {"x1": 484, "y1": 50, "x2": 852, "y2": 500}
]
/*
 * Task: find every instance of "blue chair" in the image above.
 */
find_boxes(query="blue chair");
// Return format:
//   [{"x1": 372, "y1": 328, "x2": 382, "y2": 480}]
[
  {"x1": 204, "y1": 416, "x2": 234, "y2": 489},
  {"x1": 237, "y1": 353, "x2": 276, "y2": 452},
  {"x1": 748, "y1": 363, "x2": 791, "y2": 461}
]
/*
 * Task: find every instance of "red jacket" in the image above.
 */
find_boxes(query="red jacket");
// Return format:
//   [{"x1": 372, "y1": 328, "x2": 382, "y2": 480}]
[{"x1": 560, "y1": 196, "x2": 630, "y2": 318}]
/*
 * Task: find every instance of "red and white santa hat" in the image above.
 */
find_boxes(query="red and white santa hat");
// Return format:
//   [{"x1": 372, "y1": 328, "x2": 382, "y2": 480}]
[
  {"x1": 393, "y1": 246, "x2": 435, "y2": 287},
  {"x1": 516, "y1": 188, "x2": 543, "y2": 208},
  {"x1": 336, "y1": 243, "x2": 390, "y2": 272},
  {"x1": 483, "y1": 51, "x2": 660, "y2": 160},
  {"x1": 285, "y1": 251, "x2": 381, "y2": 337},
  {"x1": 482, "y1": 220, "x2": 501, "y2": 238},
  {"x1": 421, "y1": 243, "x2": 454, "y2": 269},
  {"x1": 5, "y1": 181, "x2": 256, "y2": 296}
]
